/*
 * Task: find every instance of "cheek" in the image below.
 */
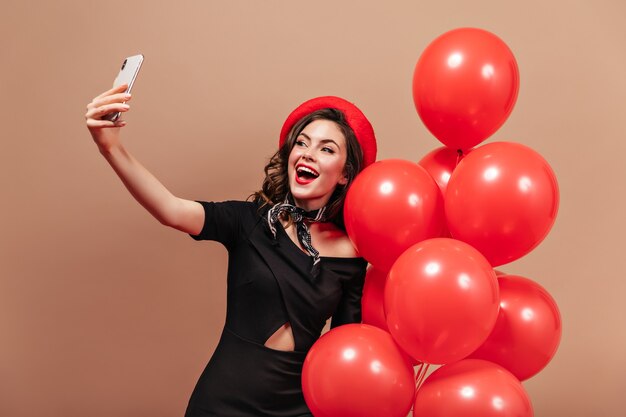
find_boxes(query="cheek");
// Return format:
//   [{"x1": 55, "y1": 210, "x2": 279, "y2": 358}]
[
  {"x1": 288, "y1": 148, "x2": 303, "y2": 164},
  {"x1": 286, "y1": 155, "x2": 297, "y2": 174},
  {"x1": 325, "y1": 159, "x2": 347, "y2": 180},
  {"x1": 287, "y1": 162, "x2": 296, "y2": 179}
]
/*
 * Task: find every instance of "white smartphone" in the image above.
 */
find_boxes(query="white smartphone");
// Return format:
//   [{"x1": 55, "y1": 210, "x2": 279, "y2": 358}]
[{"x1": 103, "y1": 54, "x2": 144, "y2": 122}]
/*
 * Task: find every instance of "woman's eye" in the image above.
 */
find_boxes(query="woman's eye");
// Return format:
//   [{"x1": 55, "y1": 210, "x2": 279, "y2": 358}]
[
  {"x1": 296, "y1": 140, "x2": 307, "y2": 147},
  {"x1": 322, "y1": 147, "x2": 335, "y2": 153}
]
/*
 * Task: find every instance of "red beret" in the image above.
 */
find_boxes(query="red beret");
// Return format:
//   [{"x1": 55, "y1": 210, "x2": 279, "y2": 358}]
[{"x1": 279, "y1": 96, "x2": 377, "y2": 168}]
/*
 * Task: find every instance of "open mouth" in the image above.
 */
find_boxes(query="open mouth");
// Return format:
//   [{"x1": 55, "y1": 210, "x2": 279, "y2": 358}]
[{"x1": 295, "y1": 164, "x2": 319, "y2": 184}]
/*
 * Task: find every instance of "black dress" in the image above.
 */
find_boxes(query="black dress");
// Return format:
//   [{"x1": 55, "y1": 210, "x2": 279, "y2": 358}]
[{"x1": 185, "y1": 201, "x2": 367, "y2": 417}]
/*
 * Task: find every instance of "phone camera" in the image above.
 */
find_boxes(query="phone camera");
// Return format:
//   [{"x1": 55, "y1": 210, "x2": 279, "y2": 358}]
[{"x1": 121, "y1": 59, "x2": 127, "y2": 70}]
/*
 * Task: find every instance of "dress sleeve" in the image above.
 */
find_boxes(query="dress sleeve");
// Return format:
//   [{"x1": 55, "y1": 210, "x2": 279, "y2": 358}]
[
  {"x1": 330, "y1": 261, "x2": 367, "y2": 328},
  {"x1": 189, "y1": 200, "x2": 251, "y2": 249}
]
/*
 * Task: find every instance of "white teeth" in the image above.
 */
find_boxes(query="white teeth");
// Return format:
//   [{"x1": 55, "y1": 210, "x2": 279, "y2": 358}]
[{"x1": 297, "y1": 166, "x2": 319, "y2": 177}]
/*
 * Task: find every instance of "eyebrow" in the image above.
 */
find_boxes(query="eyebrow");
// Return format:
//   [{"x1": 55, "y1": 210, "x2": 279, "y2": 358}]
[{"x1": 299, "y1": 132, "x2": 340, "y2": 148}]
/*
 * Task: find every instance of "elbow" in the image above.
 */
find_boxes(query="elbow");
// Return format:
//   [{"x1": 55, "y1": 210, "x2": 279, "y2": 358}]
[
  {"x1": 156, "y1": 208, "x2": 182, "y2": 229},
  {"x1": 156, "y1": 206, "x2": 196, "y2": 235},
  {"x1": 157, "y1": 215, "x2": 174, "y2": 228},
  {"x1": 151, "y1": 203, "x2": 179, "y2": 229},
  {"x1": 150, "y1": 210, "x2": 173, "y2": 228},
  {"x1": 152, "y1": 198, "x2": 202, "y2": 235}
]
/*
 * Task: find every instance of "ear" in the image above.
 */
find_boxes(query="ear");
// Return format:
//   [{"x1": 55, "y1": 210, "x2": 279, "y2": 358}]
[{"x1": 338, "y1": 173, "x2": 349, "y2": 186}]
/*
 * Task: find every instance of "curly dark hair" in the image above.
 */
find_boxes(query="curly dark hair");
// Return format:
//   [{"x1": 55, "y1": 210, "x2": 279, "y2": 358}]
[{"x1": 252, "y1": 108, "x2": 364, "y2": 229}]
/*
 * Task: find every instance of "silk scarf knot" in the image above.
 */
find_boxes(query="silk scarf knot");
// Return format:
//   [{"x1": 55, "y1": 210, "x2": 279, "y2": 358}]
[{"x1": 267, "y1": 198, "x2": 327, "y2": 279}]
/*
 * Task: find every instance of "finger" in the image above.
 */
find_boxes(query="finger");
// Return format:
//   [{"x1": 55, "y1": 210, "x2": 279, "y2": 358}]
[
  {"x1": 85, "y1": 102, "x2": 130, "y2": 120},
  {"x1": 93, "y1": 83, "x2": 129, "y2": 100},
  {"x1": 86, "y1": 118, "x2": 118, "y2": 128},
  {"x1": 86, "y1": 118, "x2": 126, "y2": 128},
  {"x1": 90, "y1": 92, "x2": 132, "y2": 109}
]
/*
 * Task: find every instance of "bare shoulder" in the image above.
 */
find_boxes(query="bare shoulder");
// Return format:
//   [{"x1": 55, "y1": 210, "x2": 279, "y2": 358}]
[{"x1": 312, "y1": 222, "x2": 359, "y2": 258}]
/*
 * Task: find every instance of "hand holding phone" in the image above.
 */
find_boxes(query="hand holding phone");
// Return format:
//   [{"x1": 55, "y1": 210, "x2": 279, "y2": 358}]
[{"x1": 103, "y1": 54, "x2": 144, "y2": 122}]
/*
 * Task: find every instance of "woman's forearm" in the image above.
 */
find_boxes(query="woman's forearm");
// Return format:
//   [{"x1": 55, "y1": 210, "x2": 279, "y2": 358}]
[{"x1": 86, "y1": 84, "x2": 204, "y2": 235}]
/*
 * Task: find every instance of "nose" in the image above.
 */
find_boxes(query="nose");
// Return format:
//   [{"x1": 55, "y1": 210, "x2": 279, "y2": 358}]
[{"x1": 301, "y1": 149, "x2": 316, "y2": 161}]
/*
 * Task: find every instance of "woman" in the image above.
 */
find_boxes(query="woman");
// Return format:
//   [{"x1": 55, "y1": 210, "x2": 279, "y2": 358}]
[{"x1": 85, "y1": 84, "x2": 377, "y2": 416}]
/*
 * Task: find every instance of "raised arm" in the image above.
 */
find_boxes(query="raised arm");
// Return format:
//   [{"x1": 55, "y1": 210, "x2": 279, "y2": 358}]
[{"x1": 85, "y1": 84, "x2": 204, "y2": 235}]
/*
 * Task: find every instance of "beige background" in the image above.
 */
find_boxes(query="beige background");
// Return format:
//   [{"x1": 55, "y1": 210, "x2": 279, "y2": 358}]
[{"x1": 1, "y1": 1, "x2": 625, "y2": 416}]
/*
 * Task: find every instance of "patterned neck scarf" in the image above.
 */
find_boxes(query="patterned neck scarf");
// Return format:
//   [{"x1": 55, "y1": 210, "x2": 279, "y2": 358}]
[{"x1": 267, "y1": 196, "x2": 327, "y2": 279}]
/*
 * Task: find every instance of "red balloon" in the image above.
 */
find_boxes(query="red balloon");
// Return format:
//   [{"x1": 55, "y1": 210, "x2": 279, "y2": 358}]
[
  {"x1": 469, "y1": 275, "x2": 562, "y2": 381},
  {"x1": 385, "y1": 238, "x2": 499, "y2": 364},
  {"x1": 445, "y1": 141, "x2": 559, "y2": 266},
  {"x1": 302, "y1": 324, "x2": 415, "y2": 417},
  {"x1": 361, "y1": 266, "x2": 389, "y2": 331},
  {"x1": 413, "y1": 28, "x2": 520, "y2": 150},
  {"x1": 414, "y1": 359, "x2": 534, "y2": 417},
  {"x1": 361, "y1": 267, "x2": 421, "y2": 367},
  {"x1": 418, "y1": 146, "x2": 472, "y2": 237},
  {"x1": 418, "y1": 146, "x2": 471, "y2": 196},
  {"x1": 344, "y1": 159, "x2": 445, "y2": 271}
]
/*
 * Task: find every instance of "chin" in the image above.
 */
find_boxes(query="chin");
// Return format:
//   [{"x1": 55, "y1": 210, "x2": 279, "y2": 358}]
[
  {"x1": 290, "y1": 189, "x2": 314, "y2": 202},
  {"x1": 289, "y1": 177, "x2": 336, "y2": 207}
]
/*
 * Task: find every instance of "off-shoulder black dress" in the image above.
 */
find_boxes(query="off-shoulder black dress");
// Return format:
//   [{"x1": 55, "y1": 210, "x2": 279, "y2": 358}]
[{"x1": 185, "y1": 201, "x2": 367, "y2": 417}]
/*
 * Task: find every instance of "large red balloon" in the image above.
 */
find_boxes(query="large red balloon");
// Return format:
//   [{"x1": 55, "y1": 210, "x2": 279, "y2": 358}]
[
  {"x1": 344, "y1": 159, "x2": 445, "y2": 271},
  {"x1": 361, "y1": 266, "x2": 389, "y2": 331},
  {"x1": 469, "y1": 275, "x2": 562, "y2": 381},
  {"x1": 445, "y1": 141, "x2": 559, "y2": 266},
  {"x1": 414, "y1": 359, "x2": 534, "y2": 417},
  {"x1": 302, "y1": 324, "x2": 415, "y2": 417},
  {"x1": 385, "y1": 238, "x2": 499, "y2": 364},
  {"x1": 413, "y1": 28, "x2": 520, "y2": 150}
]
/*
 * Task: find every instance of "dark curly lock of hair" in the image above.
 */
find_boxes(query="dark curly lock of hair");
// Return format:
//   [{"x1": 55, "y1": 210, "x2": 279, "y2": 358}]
[{"x1": 252, "y1": 108, "x2": 364, "y2": 230}]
